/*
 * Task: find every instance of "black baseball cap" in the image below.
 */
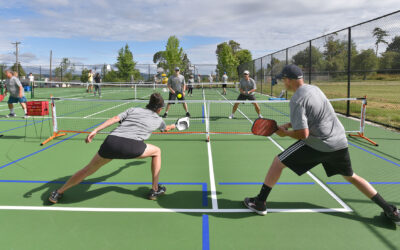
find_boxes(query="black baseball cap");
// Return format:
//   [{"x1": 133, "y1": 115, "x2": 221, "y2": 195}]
[{"x1": 276, "y1": 64, "x2": 303, "y2": 79}]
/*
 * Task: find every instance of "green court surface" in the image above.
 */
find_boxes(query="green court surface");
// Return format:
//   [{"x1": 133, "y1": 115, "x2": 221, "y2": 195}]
[{"x1": 0, "y1": 87, "x2": 399, "y2": 250}]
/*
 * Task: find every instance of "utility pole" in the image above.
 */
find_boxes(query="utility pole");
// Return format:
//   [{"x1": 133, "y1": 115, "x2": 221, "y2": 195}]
[
  {"x1": 12, "y1": 41, "x2": 21, "y2": 76},
  {"x1": 49, "y1": 50, "x2": 52, "y2": 81}
]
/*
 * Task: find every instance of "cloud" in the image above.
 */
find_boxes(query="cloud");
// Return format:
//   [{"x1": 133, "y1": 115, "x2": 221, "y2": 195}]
[{"x1": 1, "y1": 0, "x2": 400, "y2": 64}]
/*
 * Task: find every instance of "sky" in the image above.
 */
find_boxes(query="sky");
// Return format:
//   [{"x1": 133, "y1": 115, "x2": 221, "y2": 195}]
[{"x1": 0, "y1": 0, "x2": 399, "y2": 67}]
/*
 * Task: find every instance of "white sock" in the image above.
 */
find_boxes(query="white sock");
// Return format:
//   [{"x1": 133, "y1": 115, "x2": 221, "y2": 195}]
[
  {"x1": 24, "y1": 108, "x2": 27, "y2": 114},
  {"x1": 10, "y1": 108, "x2": 14, "y2": 114}
]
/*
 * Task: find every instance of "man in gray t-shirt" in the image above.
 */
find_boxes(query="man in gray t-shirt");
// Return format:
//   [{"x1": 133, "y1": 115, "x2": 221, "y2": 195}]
[
  {"x1": 162, "y1": 67, "x2": 190, "y2": 118},
  {"x1": 4, "y1": 70, "x2": 28, "y2": 118},
  {"x1": 243, "y1": 65, "x2": 400, "y2": 225},
  {"x1": 48, "y1": 93, "x2": 178, "y2": 203},
  {"x1": 228, "y1": 70, "x2": 262, "y2": 119}
]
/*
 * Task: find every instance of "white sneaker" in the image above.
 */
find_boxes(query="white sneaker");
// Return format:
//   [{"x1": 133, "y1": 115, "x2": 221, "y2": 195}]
[
  {"x1": 24, "y1": 114, "x2": 30, "y2": 119},
  {"x1": 228, "y1": 114, "x2": 234, "y2": 119},
  {"x1": 258, "y1": 114, "x2": 263, "y2": 118}
]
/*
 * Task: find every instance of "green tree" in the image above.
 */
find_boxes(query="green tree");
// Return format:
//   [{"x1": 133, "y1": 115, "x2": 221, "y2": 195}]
[
  {"x1": 386, "y1": 36, "x2": 400, "y2": 53},
  {"x1": 55, "y1": 58, "x2": 75, "y2": 81},
  {"x1": 228, "y1": 40, "x2": 241, "y2": 54},
  {"x1": 115, "y1": 44, "x2": 140, "y2": 81},
  {"x1": 216, "y1": 42, "x2": 239, "y2": 80},
  {"x1": 164, "y1": 36, "x2": 184, "y2": 75},
  {"x1": 80, "y1": 68, "x2": 89, "y2": 82},
  {"x1": 352, "y1": 49, "x2": 378, "y2": 80},
  {"x1": 372, "y1": 27, "x2": 389, "y2": 56},
  {"x1": 379, "y1": 51, "x2": 398, "y2": 70},
  {"x1": 291, "y1": 46, "x2": 324, "y2": 71},
  {"x1": 181, "y1": 52, "x2": 191, "y2": 78},
  {"x1": 236, "y1": 49, "x2": 252, "y2": 66},
  {"x1": 11, "y1": 63, "x2": 26, "y2": 76},
  {"x1": 153, "y1": 51, "x2": 167, "y2": 70}
]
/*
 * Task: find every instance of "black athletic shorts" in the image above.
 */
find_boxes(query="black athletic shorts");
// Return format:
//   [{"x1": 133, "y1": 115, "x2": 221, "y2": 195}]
[
  {"x1": 278, "y1": 140, "x2": 353, "y2": 177},
  {"x1": 222, "y1": 84, "x2": 227, "y2": 88},
  {"x1": 169, "y1": 92, "x2": 185, "y2": 102},
  {"x1": 98, "y1": 135, "x2": 147, "y2": 159},
  {"x1": 237, "y1": 94, "x2": 256, "y2": 101}
]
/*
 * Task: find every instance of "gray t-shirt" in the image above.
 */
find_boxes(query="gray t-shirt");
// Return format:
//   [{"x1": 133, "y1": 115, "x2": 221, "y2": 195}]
[
  {"x1": 290, "y1": 84, "x2": 348, "y2": 152},
  {"x1": 239, "y1": 78, "x2": 256, "y2": 95},
  {"x1": 5, "y1": 76, "x2": 24, "y2": 98},
  {"x1": 222, "y1": 75, "x2": 228, "y2": 83},
  {"x1": 110, "y1": 107, "x2": 166, "y2": 141},
  {"x1": 168, "y1": 74, "x2": 185, "y2": 92}
]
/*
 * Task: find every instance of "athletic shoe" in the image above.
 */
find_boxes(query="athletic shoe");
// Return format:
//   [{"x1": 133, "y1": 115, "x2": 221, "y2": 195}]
[
  {"x1": 162, "y1": 113, "x2": 168, "y2": 118},
  {"x1": 49, "y1": 190, "x2": 63, "y2": 204},
  {"x1": 23, "y1": 114, "x2": 30, "y2": 119},
  {"x1": 243, "y1": 197, "x2": 267, "y2": 215},
  {"x1": 228, "y1": 114, "x2": 234, "y2": 119},
  {"x1": 186, "y1": 112, "x2": 191, "y2": 118},
  {"x1": 258, "y1": 114, "x2": 263, "y2": 118},
  {"x1": 385, "y1": 205, "x2": 400, "y2": 226},
  {"x1": 6, "y1": 113, "x2": 16, "y2": 118},
  {"x1": 148, "y1": 185, "x2": 166, "y2": 200}
]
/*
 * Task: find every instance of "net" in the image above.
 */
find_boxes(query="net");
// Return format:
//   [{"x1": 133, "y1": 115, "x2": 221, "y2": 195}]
[
  {"x1": 32, "y1": 81, "x2": 239, "y2": 100},
  {"x1": 41, "y1": 97, "x2": 369, "y2": 145}
]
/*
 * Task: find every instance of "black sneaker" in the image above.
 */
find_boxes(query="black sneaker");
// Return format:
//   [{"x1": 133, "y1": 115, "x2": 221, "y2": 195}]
[
  {"x1": 186, "y1": 112, "x2": 191, "y2": 117},
  {"x1": 49, "y1": 190, "x2": 63, "y2": 204},
  {"x1": 6, "y1": 113, "x2": 16, "y2": 118},
  {"x1": 148, "y1": 185, "x2": 166, "y2": 200},
  {"x1": 162, "y1": 113, "x2": 168, "y2": 118},
  {"x1": 244, "y1": 197, "x2": 267, "y2": 215},
  {"x1": 385, "y1": 205, "x2": 400, "y2": 226}
]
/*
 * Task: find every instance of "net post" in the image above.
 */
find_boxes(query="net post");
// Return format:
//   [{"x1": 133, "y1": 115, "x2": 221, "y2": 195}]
[
  {"x1": 40, "y1": 96, "x2": 66, "y2": 145},
  {"x1": 134, "y1": 84, "x2": 137, "y2": 100},
  {"x1": 348, "y1": 96, "x2": 378, "y2": 146}
]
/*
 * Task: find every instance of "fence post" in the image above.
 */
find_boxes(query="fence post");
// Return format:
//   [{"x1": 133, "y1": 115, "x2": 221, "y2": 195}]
[
  {"x1": 260, "y1": 57, "x2": 263, "y2": 94},
  {"x1": 270, "y1": 56, "x2": 273, "y2": 96},
  {"x1": 309, "y1": 40, "x2": 312, "y2": 84},
  {"x1": 347, "y1": 27, "x2": 352, "y2": 116}
]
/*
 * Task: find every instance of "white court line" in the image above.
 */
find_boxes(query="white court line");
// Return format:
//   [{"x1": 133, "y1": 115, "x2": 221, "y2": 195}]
[
  {"x1": 203, "y1": 91, "x2": 218, "y2": 210},
  {"x1": 0, "y1": 92, "x2": 351, "y2": 213},
  {"x1": 218, "y1": 90, "x2": 352, "y2": 213},
  {"x1": 83, "y1": 102, "x2": 130, "y2": 118},
  {"x1": 0, "y1": 206, "x2": 350, "y2": 213}
]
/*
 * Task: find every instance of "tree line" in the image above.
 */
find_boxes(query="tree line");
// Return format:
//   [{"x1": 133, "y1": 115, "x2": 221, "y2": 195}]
[{"x1": 1, "y1": 36, "x2": 254, "y2": 83}]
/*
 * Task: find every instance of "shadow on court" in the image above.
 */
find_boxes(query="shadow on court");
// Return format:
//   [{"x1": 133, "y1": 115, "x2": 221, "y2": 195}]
[{"x1": 22, "y1": 160, "x2": 146, "y2": 205}]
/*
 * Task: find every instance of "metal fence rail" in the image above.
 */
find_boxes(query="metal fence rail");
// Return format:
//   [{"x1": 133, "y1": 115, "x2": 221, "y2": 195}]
[{"x1": 238, "y1": 10, "x2": 400, "y2": 130}]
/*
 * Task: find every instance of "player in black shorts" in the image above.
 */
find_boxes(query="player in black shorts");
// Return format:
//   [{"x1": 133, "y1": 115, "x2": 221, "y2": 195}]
[
  {"x1": 228, "y1": 70, "x2": 262, "y2": 119},
  {"x1": 244, "y1": 65, "x2": 400, "y2": 226},
  {"x1": 49, "y1": 93, "x2": 177, "y2": 203},
  {"x1": 221, "y1": 72, "x2": 228, "y2": 95},
  {"x1": 162, "y1": 67, "x2": 190, "y2": 118}
]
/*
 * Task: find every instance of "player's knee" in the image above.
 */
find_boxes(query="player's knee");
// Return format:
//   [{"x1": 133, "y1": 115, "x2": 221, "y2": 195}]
[
  {"x1": 272, "y1": 156, "x2": 285, "y2": 169},
  {"x1": 342, "y1": 173, "x2": 356, "y2": 182}
]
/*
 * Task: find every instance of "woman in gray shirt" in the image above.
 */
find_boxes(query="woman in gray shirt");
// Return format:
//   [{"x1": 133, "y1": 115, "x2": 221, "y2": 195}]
[{"x1": 49, "y1": 93, "x2": 176, "y2": 203}]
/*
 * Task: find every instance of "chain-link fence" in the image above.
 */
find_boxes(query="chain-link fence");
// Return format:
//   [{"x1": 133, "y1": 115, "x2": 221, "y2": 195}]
[{"x1": 238, "y1": 11, "x2": 400, "y2": 130}]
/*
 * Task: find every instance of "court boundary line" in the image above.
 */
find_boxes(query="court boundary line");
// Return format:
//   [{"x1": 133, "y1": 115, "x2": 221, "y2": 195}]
[
  {"x1": 0, "y1": 206, "x2": 351, "y2": 213},
  {"x1": 204, "y1": 89, "x2": 218, "y2": 210},
  {"x1": 0, "y1": 91, "x2": 352, "y2": 213}
]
